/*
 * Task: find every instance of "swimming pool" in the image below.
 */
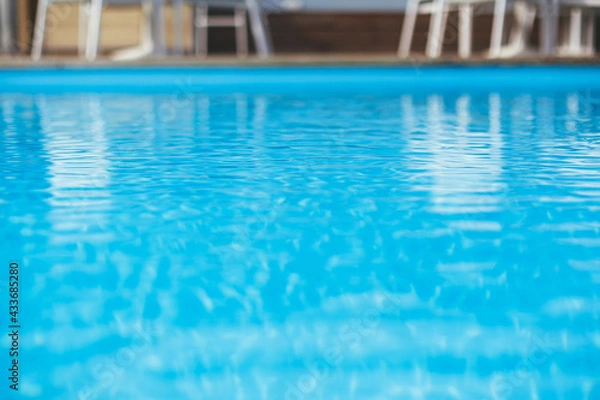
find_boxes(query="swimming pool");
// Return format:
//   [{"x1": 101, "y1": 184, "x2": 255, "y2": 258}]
[{"x1": 1, "y1": 66, "x2": 599, "y2": 399}]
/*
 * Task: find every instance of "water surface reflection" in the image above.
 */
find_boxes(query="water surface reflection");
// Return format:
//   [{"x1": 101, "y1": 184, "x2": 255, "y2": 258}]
[{"x1": 1, "y1": 89, "x2": 599, "y2": 399}]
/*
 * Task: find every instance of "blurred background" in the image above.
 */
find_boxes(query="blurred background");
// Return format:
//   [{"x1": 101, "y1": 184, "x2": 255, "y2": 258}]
[{"x1": 0, "y1": 0, "x2": 599, "y2": 61}]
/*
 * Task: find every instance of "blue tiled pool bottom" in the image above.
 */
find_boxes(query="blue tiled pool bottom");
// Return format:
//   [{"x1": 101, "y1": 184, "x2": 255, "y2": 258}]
[{"x1": 1, "y1": 67, "x2": 600, "y2": 400}]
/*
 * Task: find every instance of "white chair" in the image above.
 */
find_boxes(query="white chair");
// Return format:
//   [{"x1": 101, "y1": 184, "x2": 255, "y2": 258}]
[
  {"x1": 171, "y1": 0, "x2": 273, "y2": 57},
  {"x1": 91, "y1": 0, "x2": 168, "y2": 61},
  {"x1": 31, "y1": 0, "x2": 91, "y2": 60},
  {"x1": 485, "y1": 0, "x2": 596, "y2": 58},
  {"x1": 86, "y1": 0, "x2": 165, "y2": 61},
  {"x1": 489, "y1": 0, "x2": 559, "y2": 58},
  {"x1": 31, "y1": 0, "x2": 165, "y2": 61},
  {"x1": 399, "y1": 0, "x2": 563, "y2": 58},
  {"x1": 557, "y1": 0, "x2": 597, "y2": 56},
  {"x1": 399, "y1": 0, "x2": 497, "y2": 59}
]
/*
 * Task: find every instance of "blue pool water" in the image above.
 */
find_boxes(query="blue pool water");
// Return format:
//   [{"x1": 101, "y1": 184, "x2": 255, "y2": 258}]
[{"x1": 1, "y1": 66, "x2": 600, "y2": 400}]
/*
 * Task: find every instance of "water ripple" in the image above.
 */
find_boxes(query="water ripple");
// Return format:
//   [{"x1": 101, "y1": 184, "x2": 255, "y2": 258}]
[{"x1": 1, "y1": 89, "x2": 600, "y2": 399}]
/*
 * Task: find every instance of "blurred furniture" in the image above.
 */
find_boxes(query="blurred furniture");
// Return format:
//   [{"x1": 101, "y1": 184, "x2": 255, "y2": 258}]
[
  {"x1": 557, "y1": 0, "x2": 597, "y2": 56},
  {"x1": 88, "y1": 0, "x2": 166, "y2": 61},
  {"x1": 399, "y1": 0, "x2": 565, "y2": 58},
  {"x1": 32, "y1": 0, "x2": 90, "y2": 60},
  {"x1": 172, "y1": 0, "x2": 272, "y2": 57},
  {"x1": 32, "y1": 0, "x2": 165, "y2": 61},
  {"x1": 399, "y1": 0, "x2": 496, "y2": 58},
  {"x1": 488, "y1": 0, "x2": 535, "y2": 57},
  {"x1": 0, "y1": 0, "x2": 18, "y2": 53},
  {"x1": 489, "y1": 0, "x2": 559, "y2": 57},
  {"x1": 398, "y1": 0, "x2": 440, "y2": 58}
]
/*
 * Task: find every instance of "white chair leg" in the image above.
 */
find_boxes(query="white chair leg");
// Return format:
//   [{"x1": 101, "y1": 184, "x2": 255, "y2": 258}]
[
  {"x1": 398, "y1": 0, "x2": 420, "y2": 58},
  {"x1": 109, "y1": 4, "x2": 154, "y2": 62},
  {"x1": 31, "y1": 0, "x2": 50, "y2": 60},
  {"x1": 505, "y1": 1, "x2": 535, "y2": 55},
  {"x1": 151, "y1": 0, "x2": 165, "y2": 56},
  {"x1": 245, "y1": 0, "x2": 273, "y2": 57},
  {"x1": 558, "y1": 7, "x2": 568, "y2": 51},
  {"x1": 539, "y1": 1, "x2": 550, "y2": 54},
  {"x1": 489, "y1": 0, "x2": 507, "y2": 58},
  {"x1": 141, "y1": 1, "x2": 155, "y2": 49},
  {"x1": 441, "y1": 9, "x2": 449, "y2": 51},
  {"x1": 426, "y1": 0, "x2": 447, "y2": 58},
  {"x1": 194, "y1": 4, "x2": 208, "y2": 56},
  {"x1": 583, "y1": 10, "x2": 595, "y2": 56},
  {"x1": 78, "y1": 1, "x2": 91, "y2": 57},
  {"x1": 173, "y1": 0, "x2": 185, "y2": 55},
  {"x1": 235, "y1": 6, "x2": 249, "y2": 57},
  {"x1": 550, "y1": 0, "x2": 560, "y2": 54},
  {"x1": 85, "y1": 0, "x2": 103, "y2": 61},
  {"x1": 568, "y1": 7, "x2": 583, "y2": 56},
  {"x1": 458, "y1": 3, "x2": 472, "y2": 59}
]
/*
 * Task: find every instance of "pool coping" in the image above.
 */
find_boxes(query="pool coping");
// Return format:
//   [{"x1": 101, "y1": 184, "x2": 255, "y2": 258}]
[
  {"x1": 1, "y1": 54, "x2": 600, "y2": 69},
  {"x1": 0, "y1": 63, "x2": 598, "y2": 95}
]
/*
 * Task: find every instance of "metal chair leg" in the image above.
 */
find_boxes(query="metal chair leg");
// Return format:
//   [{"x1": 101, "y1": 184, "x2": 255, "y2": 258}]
[
  {"x1": 235, "y1": 6, "x2": 248, "y2": 57},
  {"x1": 173, "y1": 0, "x2": 185, "y2": 55},
  {"x1": 151, "y1": 0, "x2": 165, "y2": 56},
  {"x1": 540, "y1": 0, "x2": 559, "y2": 56},
  {"x1": 398, "y1": 0, "x2": 420, "y2": 57},
  {"x1": 194, "y1": 4, "x2": 208, "y2": 56},
  {"x1": 245, "y1": 0, "x2": 272, "y2": 57},
  {"x1": 0, "y1": 0, "x2": 14, "y2": 53},
  {"x1": 31, "y1": 0, "x2": 50, "y2": 60}
]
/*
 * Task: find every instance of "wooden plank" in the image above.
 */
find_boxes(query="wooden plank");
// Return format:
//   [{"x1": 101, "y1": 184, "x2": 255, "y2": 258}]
[
  {"x1": 43, "y1": 3, "x2": 195, "y2": 54},
  {"x1": 44, "y1": 4, "x2": 141, "y2": 52},
  {"x1": 16, "y1": 0, "x2": 32, "y2": 52}
]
